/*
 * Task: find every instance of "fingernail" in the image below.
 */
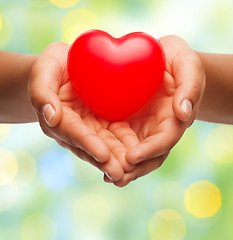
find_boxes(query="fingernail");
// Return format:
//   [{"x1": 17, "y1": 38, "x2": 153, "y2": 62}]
[
  {"x1": 42, "y1": 104, "x2": 55, "y2": 126},
  {"x1": 105, "y1": 172, "x2": 113, "y2": 181},
  {"x1": 181, "y1": 99, "x2": 192, "y2": 119},
  {"x1": 92, "y1": 155, "x2": 100, "y2": 162}
]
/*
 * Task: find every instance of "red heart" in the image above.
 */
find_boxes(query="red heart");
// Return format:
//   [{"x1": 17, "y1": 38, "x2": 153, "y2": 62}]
[{"x1": 67, "y1": 30, "x2": 165, "y2": 122}]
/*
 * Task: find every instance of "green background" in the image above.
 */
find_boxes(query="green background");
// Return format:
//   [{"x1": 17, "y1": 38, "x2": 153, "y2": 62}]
[{"x1": 1, "y1": 0, "x2": 233, "y2": 239}]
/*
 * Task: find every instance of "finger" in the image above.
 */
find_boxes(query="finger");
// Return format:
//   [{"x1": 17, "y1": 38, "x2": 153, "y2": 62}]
[
  {"x1": 61, "y1": 109, "x2": 112, "y2": 164},
  {"x1": 172, "y1": 52, "x2": 205, "y2": 122},
  {"x1": 126, "y1": 117, "x2": 185, "y2": 164},
  {"x1": 114, "y1": 154, "x2": 167, "y2": 188},
  {"x1": 108, "y1": 122, "x2": 140, "y2": 148},
  {"x1": 56, "y1": 139, "x2": 124, "y2": 181},
  {"x1": 83, "y1": 115, "x2": 135, "y2": 171},
  {"x1": 78, "y1": 113, "x2": 133, "y2": 170},
  {"x1": 29, "y1": 42, "x2": 70, "y2": 127},
  {"x1": 39, "y1": 106, "x2": 112, "y2": 164},
  {"x1": 96, "y1": 125, "x2": 135, "y2": 173},
  {"x1": 55, "y1": 139, "x2": 96, "y2": 164},
  {"x1": 103, "y1": 174, "x2": 113, "y2": 183}
]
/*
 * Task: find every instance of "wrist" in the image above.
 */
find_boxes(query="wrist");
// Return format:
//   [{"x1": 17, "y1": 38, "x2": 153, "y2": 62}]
[{"x1": 0, "y1": 52, "x2": 39, "y2": 123}]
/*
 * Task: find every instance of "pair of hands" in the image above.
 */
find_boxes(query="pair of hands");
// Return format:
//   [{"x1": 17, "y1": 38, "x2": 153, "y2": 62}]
[{"x1": 28, "y1": 35, "x2": 205, "y2": 187}]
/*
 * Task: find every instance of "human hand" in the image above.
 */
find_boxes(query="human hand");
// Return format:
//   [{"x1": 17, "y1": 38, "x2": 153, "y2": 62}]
[
  {"x1": 105, "y1": 35, "x2": 206, "y2": 187},
  {"x1": 28, "y1": 42, "x2": 135, "y2": 181}
]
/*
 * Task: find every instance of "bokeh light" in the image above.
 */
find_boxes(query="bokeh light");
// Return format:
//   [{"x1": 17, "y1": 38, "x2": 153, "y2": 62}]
[
  {"x1": 1, "y1": 0, "x2": 233, "y2": 239},
  {"x1": 206, "y1": 125, "x2": 233, "y2": 164},
  {"x1": 20, "y1": 213, "x2": 57, "y2": 240},
  {"x1": 148, "y1": 209, "x2": 186, "y2": 240},
  {"x1": 0, "y1": 183, "x2": 18, "y2": 212},
  {"x1": 26, "y1": 9, "x2": 61, "y2": 54},
  {"x1": 0, "y1": 13, "x2": 2, "y2": 30},
  {"x1": 184, "y1": 180, "x2": 221, "y2": 218},
  {"x1": 153, "y1": 181, "x2": 186, "y2": 211},
  {"x1": 39, "y1": 150, "x2": 72, "y2": 190},
  {"x1": 68, "y1": 153, "x2": 100, "y2": 182},
  {"x1": 72, "y1": 193, "x2": 110, "y2": 231},
  {"x1": 0, "y1": 13, "x2": 12, "y2": 48},
  {"x1": 26, "y1": 0, "x2": 51, "y2": 8},
  {"x1": 13, "y1": 151, "x2": 37, "y2": 187},
  {"x1": 62, "y1": 8, "x2": 99, "y2": 44},
  {"x1": 49, "y1": 0, "x2": 80, "y2": 8},
  {"x1": 0, "y1": 124, "x2": 11, "y2": 143},
  {"x1": 0, "y1": 148, "x2": 18, "y2": 186}
]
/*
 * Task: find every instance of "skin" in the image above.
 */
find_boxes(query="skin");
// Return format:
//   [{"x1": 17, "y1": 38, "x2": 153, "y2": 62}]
[
  {"x1": 107, "y1": 35, "x2": 206, "y2": 187},
  {"x1": 0, "y1": 51, "x2": 37, "y2": 123},
  {"x1": 196, "y1": 52, "x2": 233, "y2": 124},
  {"x1": 0, "y1": 35, "x2": 232, "y2": 187}
]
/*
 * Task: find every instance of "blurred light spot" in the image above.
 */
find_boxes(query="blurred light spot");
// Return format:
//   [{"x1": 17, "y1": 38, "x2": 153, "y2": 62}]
[
  {"x1": 62, "y1": 8, "x2": 99, "y2": 44},
  {"x1": 0, "y1": 124, "x2": 11, "y2": 143},
  {"x1": 68, "y1": 153, "x2": 100, "y2": 181},
  {"x1": 0, "y1": 13, "x2": 12, "y2": 50},
  {"x1": 148, "y1": 209, "x2": 186, "y2": 240},
  {"x1": 0, "y1": 149, "x2": 18, "y2": 186},
  {"x1": 26, "y1": 0, "x2": 51, "y2": 8},
  {"x1": 14, "y1": 151, "x2": 37, "y2": 187},
  {"x1": 20, "y1": 213, "x2": 57, "y2": 240},
  {"x1": 49, "y1": 0, "x2": 80, "y2": 8},
  {"x1": 39, "y1": 150, "x2": 72, "y2": 190},
  {"x1": 73, "y1": 194, "x2": 110, "y2": 231},
  {"x1": 0, "y1": 13, "x2": 2, "y2": 31},
  {"x1": 27, "y1": 9, "x2": 59, "y2": 54},
  {"x1": 207, "y1": 3, "x2": 233, "y2": 35},
  {"x1": 184, "y1": 180, "x2": 221, "y2": 218},
  {"x1": 153, "y1": 181, "x2": 185, "y2": 211},
  {"x1": 206, "y1": 125, "x2": 233, "y2": 164},
  {"x1": 0, "y1": 183, "x2": 18, "y2": 212}
]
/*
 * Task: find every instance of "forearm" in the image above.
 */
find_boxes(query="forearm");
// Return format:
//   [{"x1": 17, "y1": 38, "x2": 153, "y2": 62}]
[
  {"x1": 0, "y1": 51, "x2": 38, "y2": 123},
  {"x1": 196, "y1": 52, "x2": 233, "y2": 124}
]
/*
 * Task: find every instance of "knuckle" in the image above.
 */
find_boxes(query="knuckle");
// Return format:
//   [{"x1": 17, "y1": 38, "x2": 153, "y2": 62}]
[
  {"x1": 48, "y1": 42, "x2": 69, "y2": 49},
  {"x1": 102, "y1": 134, "x2": 116, "y2": 143},
  {"x1": 29, "y1": 91, "x2": 42, "y2": 111},
  {"x1": 108, "y1": 121, "x2": 129, "y2": 132},
  {"x1": 167, "y1": 35, "x2": 185, "y2": 43},
  {"x1": 97, "y1": 126, "x2": 112, "y2": 139},
  {"x1": 163, "y1": 130, "x2": 178, "y2": 150},
  {"x1": 190, "y1": 83, "x2": 202, "y2": 102},
  {"x1": 111, "y1": 144, "x2": 125, "y2": 153}
]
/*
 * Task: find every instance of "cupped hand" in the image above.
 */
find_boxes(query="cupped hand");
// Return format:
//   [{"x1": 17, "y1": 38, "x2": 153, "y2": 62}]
[
  {"x1": 28, "y1": 35, "x2": 205, "y2": 188},
  {"x1": 108, "y1": 35, "x2": 206, "y2": 187},
  {"x1": 28, "y1": 42, "x2": 135, "y2": 181}
]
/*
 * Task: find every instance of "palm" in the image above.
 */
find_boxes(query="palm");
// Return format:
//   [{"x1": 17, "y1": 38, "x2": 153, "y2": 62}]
[
  {"x1": 127, "y1": 70, "x2": 177, "y2": 141},
  {"x1": 58, "y1": 68, "x2": 183, "y2": 186},
  {"x1": 42, "y1": 36, "x2": 203, "y2": 186},
  {"x1": 56, "y1": 66, "x2": 135, "y2": 174},
  {"x1": 56, "y1": 36, "x2": 187, "y2": 173},
  {"x1": 109, "y1": 39, "x2": 188, "y2": 162},
  {"x1": 107, "y1": 36, "x2": 202, "y2": 186},
  {"x1": 56, "y1": 73, "x2": 175, "y2": 168},
  {"x1": 35, "y1": 42, "x2": 133, "y2": 181},
  {"x1": 124, "y1": 36, "x2": 193, "y2": 145}
]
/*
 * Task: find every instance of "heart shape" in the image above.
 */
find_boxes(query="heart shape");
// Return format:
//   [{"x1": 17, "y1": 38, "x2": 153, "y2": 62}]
[{"x1": 67, "y1": 30, "x2": 165, "y2": 122}]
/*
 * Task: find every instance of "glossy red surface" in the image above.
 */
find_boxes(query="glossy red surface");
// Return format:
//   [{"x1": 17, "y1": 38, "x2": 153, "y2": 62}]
[{"x1": 67, "y1": 30, "x2": 165, "y2": 122}]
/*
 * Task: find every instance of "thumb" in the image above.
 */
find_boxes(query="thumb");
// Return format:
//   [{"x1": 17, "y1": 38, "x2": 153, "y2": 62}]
[
  {"x1": 29, "y1": 54, "x2": 64, "y2": 127},
  {"x1": 172, "y1": 54, "x2": 205, "y2": 122}
]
